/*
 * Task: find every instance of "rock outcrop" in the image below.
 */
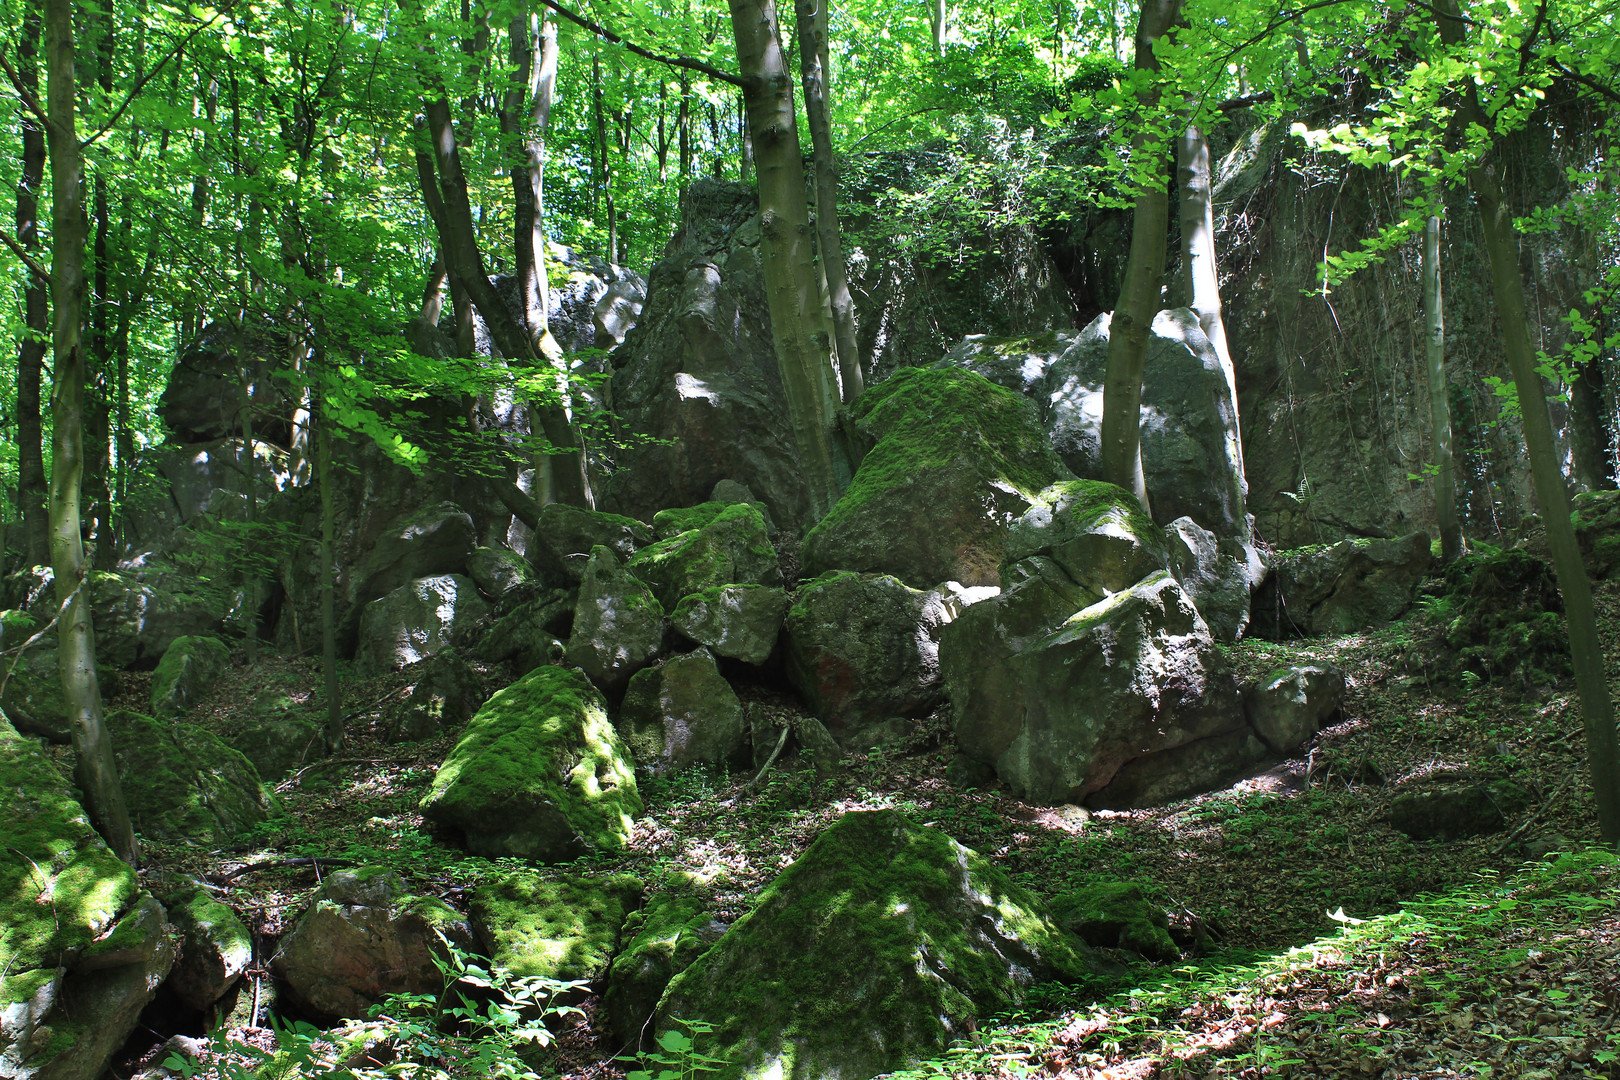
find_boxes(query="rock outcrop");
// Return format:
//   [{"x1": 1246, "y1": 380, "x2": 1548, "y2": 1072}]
[
  {"x1": 618, "y1": 649, "x2": 747, "y2": 773},
  {"x1": 109, "y1": 711, "x2": 273, "y2": 842},
  {"x1": 1251, "y1": 533, "x2": 1432, "y2": 638},
  {"x1": 353, "y1": 574, "x2": 490, "y2": 676}
]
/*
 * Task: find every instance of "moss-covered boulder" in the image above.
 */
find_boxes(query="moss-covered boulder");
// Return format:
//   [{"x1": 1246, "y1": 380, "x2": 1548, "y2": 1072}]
[
  {"x1": 604, "y1": 897, "x2": 727, "y2": 1049},
  {"x1": 108, "y1": 711, "x2": 273, "y2": 842},
  {"x1": 1049, "y1": 882, "x2": 1178, "y2": 962},
  {"x1": 149, "y1": 635, "x2": 232, "y2": 718},
  {"x1": 1243, "y1": 662, "x2": 1344, "y2": 755},
  {"x1": 353, "y1": 574, "x2": 490, "y2": 676},
  {"x1": 156, "y1": 884, "x2": 252, "y2": 1013},
  {"x1": 1251, "y1": 532, "x2": 1432, "y2": 639},
  {"x1": 0, "y1": 642, "x2": 123, "y2": 744},
  {"x1": 626, "y1": 503, "x2": 781, "y2": 612},
  {"x1": 619, "y1": 649, "x2": 747, "y2": 774},
  {"x1": 670, "y1": 584, "x2": 788, "y2": 666},
  {"x1": 468, "y1": 545, "x2": 536, "y2": 602},
  {"x1": 531, "y1": 503, "x2": 655, "y2": 588},
  {"x1": 391, "y1": 648, "x2": 483, "y2": 742},
  {"x1": 230, "y1": 713, "x2": 323, "y2": 782},
  {"x1": 1573, "y1": 489, "x2": 1620, "y2": 579},
  {"x1": 269, "y1": 867, "x2": 474, "y2": 1020},
  {"x1": 1004, "y1": 481, "x2": 1168, "y2": 597},
  {"x1": 1165, "y1": 516, "x2": 1265, "y2": 643},
  {"x1": 567, "y1": 547, "x2": 668, "y2": 697},
  {"x1": 470, "y1": 872, "x2": 643, "y2": 985},
  {"x1": 0, "y1": 716, "x2": 175, "y2": 1080},
  {"x1": 478, "y1": 586, "x2": 575, "y2": 672},
  {"x1": 655, "y1": 809, "x2": 1098, "y2": 1080},
  {"x1": 1411, "y1": 549, "x2": 1570, "y2": 690},
  {"x1": 801, "y1": 367, "x2": 1073, "y2": 590},
  {"x1": 1389, "y1": 779, "x2": 1530, "y2": 841},
  {"x1": 421, "y1": 665, "x2": 642, "y2": 861}
]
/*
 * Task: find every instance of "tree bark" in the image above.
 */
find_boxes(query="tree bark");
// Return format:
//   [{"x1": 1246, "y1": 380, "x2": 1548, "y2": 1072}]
[
  {"x1": 727, "y1": 0, "x2": 848, "y2": 519},
  {"x1": 795, "y1": 0, "x2": 863, "y2": 401},
  {"x1": 1434, "y1": 0, "x2": 1620, "y2": 843},
  {"x1": 1098, "y1": 0, "x2": 1183, "y2": 510},
  {"x1": 15, "y1": 0, "x2": 49, "y2": 568},
  {"x1": 316, "y1": 391, "x2": 343, "y2": 753},
  {"x1": 929, "y1": 0, "x2": 948, "y2": 55},
  {"x1": 1423, "y1": 212, "x2": 1461, "y2": 563},
  {"x1": 45, "y1": 0, "x2": 138, "y2": 866}
]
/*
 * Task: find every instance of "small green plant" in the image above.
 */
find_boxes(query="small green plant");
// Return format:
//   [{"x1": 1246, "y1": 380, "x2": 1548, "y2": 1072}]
[{"x1": 623, "y1": 1019, "x2": 732, "y2": 1080}]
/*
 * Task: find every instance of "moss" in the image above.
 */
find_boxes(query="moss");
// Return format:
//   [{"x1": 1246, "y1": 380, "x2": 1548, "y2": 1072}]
[
  {"x1": 652, "y1": 502, "x2": 733, "y2": 539},
  {"x1": 107, "y1": 711, "x2": 273, "y2": 842},
  {"x1": 627, "y1": 503, "x2": 779, "y2": 611},
  {"x1": 173, "y1": 888, "x2": 253, "y2": 957},
  {"x1": 1027, "y1": 480, "x2": 1161, "y2": 547},
  {"x1": 1048, "y1": 882, "x2": 1178, "y2": 962},
  {"x1": 149, "y1": 635, "x2": 232, "y2": 717},
  {"x1": 1418, "y1": 549, "x2": 1570, "y2": 690},
  {"x1": 604, "y1": 896, "x2": 723, "y2": 1044},
  {"x1": 421, "y1": 666, "x2": 642, "y2": 860},
  {"x1": 471, "y1": 872, "x2": 642, "y2": 983}
]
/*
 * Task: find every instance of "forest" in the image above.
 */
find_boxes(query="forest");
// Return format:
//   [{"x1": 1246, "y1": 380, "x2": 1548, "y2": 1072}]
[{"x1": 3, "y1": 0, "x2": 1620, "y2": 1076}]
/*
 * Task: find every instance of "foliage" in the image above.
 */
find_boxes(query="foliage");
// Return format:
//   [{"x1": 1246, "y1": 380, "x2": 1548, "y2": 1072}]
[{"x1": 622, "y1": 1019, "x2": 733, "y2": 1080}]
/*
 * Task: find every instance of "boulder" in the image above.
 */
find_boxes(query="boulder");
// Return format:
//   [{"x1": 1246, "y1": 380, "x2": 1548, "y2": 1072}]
[
  {"x1": 655, "y1": 810, "x2": 1097, "y2": 1080},
  {"x1": 670, "y1": 585, "x2": 788, "y2": 666},
  {"x1": 567, "y1": 547, "x2": 668, "y2": 696},
  {"x1": 939, "y1": 331, "x2": 1073, "y2": 396},
  {"x1": 1087, "y1": 729, "x2": 1273, "y2": 810},
  {"x1": 0, "y1": 717, "x2": 175, "y2": 1080},
  {"x1": 347, "y1": 503, "x2": 478, "y2": 617},
  {"x1": 120, "y1": 438, "x2": 290, "y2": 569},
  {"x1": 1252, "y1": 532, "x2": 1432, "y2": 638},
  {"x1": 1389, "y1": 779, "x2": 1530, "y2": 841},
  {"x1": 0, "y1": 644, "x2": 74, "y2": 742},
  {"x1": 149, "y1": 635, "x2": 232, "y2": 718},
  {"x1": 1573, "y1": 490, "x2": 1620, "y2": 579},
  {"x1": 20, "y1": 567, "x2": 228, "y2": 670},
  {"x1": 541, "y1": 247, "x2": 647, "y2": 354},
  {"x1": 353, "y1": 574, "x2": 490, "y2": 676},
  {"x1": 1003, "y1": 481, "x2": 1169, "y2": 598},
  {"x1": 1165, "y1": 517, "x2": 1265, "y2": 643},
  {"x1": 800, "y1": 366, "x2": 1073, "y2": 589},
  {"x1": 618, "y1": 649, "x2": 747, "y2": 774},
  {"x1": 109, "y1": 711, "x2": 273, "y2": 842},
  {"x1": 531, "y1": 504, "x2": 655, "y2": 589},
  {"x1": 467, "y1": 545, "x2": 536, "y2": 601},
  {"x1": 230, "y1": 712, "x2": 323, "y2": 782},
  {"x1": 157, "y1": 886, "x2": 252, "y2": 1014},
  {"x1": 1243, "y1": 663, "x2": 1345, "y2": 755},
  {"x1": 1049, "y1": 882, "x2": 1178, "y2": 963},
  {"x1": 783, "y1": 573, "x2": 965, "y2": 747},
  {"x1": 392, "y1": 648, "x2": 484, "y2": 741},
  {"x1": 420, "y1": 665, "x2": 642, "y2": 861},
  {"x1": 626, "y1": 503, "x2": 780, "y2": 611},
  {"x1": 269, "y1": 867, "x2": 474, "y2": 1020},
  {"x1": 469, "y1": 872, "x2": 643, "y2": 984},
  {"x1": 158, "y1": 323, "x2": 290, "y2": 442},
  {"x1": 708, "y1": 479, "x2": 778, "y2": 536},
  {"x1": 604, "y1": 897, "x2": 727, "y2": 1049},
  {"x1": 478, "y1": 586, "x2": 575, "y2": 671},
  {"x1": 942, "y1": 571, "x2": 1243, "y2": 805}
]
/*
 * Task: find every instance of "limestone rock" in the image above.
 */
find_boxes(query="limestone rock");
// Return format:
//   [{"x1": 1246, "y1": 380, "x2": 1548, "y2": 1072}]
[
  {"x1": 1088, "y1": 729, "x2": 1272, "y2": 810},
  {"x1": 655, "y1": 810, "x2": 1097, "y2": 1080},
  {"x1": 670, "y1": 585, "x2": 788, "y2": 666},
  {"x1": 158, "y1": 323, "x2": 290, "y2": 442},
  {"x1": 1049, "y1": 883, "x2": 1178, "y2": 962},
  {"x1": 626, "y1": 502, "x2": 780, "y2": 611},
  {"x1": 1389, "y1": 780, "x2": 1529, "y2": 841},
  {"x1": 1252, "y1": 533, "x2": 1432, "y2": 638},
  {"x1": 0, "y1": 644, "x2": 73, "y2": 742},
  {"x1": 943, "y1": 571, "x2": 1243, "y2": 805},
  {"x1": 149, "y1": 636, "x2": 232, "y2": 718},
  {"x1": 531, "y1": 504, "x2": 655, "y2": 589},
  {"x1": 270, "y1": 868, "x2": 474, "y2": 1020},
  {"x1": 347, "y1": 502, "x2": 478, "y2": 617},
  {"x1": 1165, "y1": 517, "x2": 1265, "y2": 643},
  {"x1": 353, "y1": 574, "x2": 490, "y2": 676},
  {"x1": 1004, "y1": 481, "x2": 1169, "y2": 597},
  {"x1": 421, "y1": 665, "x2": 642, "y2": 861},
  {"x1": 470, "y1": 872, "x2": 643, "y2": 984},
  {"x1": 1244, "y1": 663, "x2": 1345, "y2": 755},
  {"x1": 467, "y1": 546, "x2": 536, "y2": 601},
  {"x1": 800, "y1": 366, "x2": 1073, "y2": 589},
  {"x1": 392, "y1": 648, "x2": 484, "y2": 741},
  {"x1": 618, "y1": 649, "x2": 746, "y2": 774},
  {"x1": 567, "y1": 547, "x2": 668, "y2": 697},
  {"x1": 230, "y1": 713, "x2": 323, "y2": 782},
  {"x1": 604, "y1": 897, "x2": 727, "y2": 1050},
  {"x1": 158, "y1": 886, "x2": 252, "y2": 1013},
  {"x1": 109, "y1": 711, "x2": 272, "y2": 842},
  {"x1": 19, "y1": 567, "x2": 229, "y2": 670},
  {"x1": 478, "y1": 586, "x2": 575, "y2": 672}
]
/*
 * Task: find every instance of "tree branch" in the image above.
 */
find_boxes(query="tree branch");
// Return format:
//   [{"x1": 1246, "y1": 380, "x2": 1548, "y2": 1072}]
[
  {"x1": 533, "y1": 0, "x2": 745, "y2": 87},
  {"x1": 79, "y1": 12, "x2": 226, "y2": 148},
  {"x1": 0, "y1": 227, "x2": 50, "y2": 286},
  {"x1": 0, "y1": 48, "x2": 50, "y2": 130},
  {"x1": 1551, "y1": 60, "x2": 1620, "y2": 106}
]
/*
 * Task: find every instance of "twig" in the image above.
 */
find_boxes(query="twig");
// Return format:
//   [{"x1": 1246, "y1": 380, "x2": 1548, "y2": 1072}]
[
  {"x1": 736, "y1": 725, "x2": 791, "y2": 797},
  {"x1": 533, "y1": 0, "x2": 744, "y2": 87},
  {"x1": 1494, "y1": 769, "x2": 1578, "y2": 855},
  {"x1": 212, "y1": 856, "x2": 358, "y2": 883},
  {"x1": 0, "y1": 228, "x2": 50, "y2": 286}
]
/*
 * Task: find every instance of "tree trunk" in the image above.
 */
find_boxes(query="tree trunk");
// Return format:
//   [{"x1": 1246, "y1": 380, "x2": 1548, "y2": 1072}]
[
  {"x1": 1423, "y1": 213, "x2": 1461, "y2": 563},
  {"x1": 15, "y1": 0, "x2": 49, "y2": 568},
  {"x1": 929, "y1": 0, "x2": 947, "y2": 54},
  {"x1": 1098, "y1": 0, "x2": 1183, "y2": 510},
  {"x1": 1434, "y1": 0, "x2": 1620, "y2": 843},
  {"x1": 315, "y1": 385, "x2": 343, "y2": 752},
  {"x1": 45, "y1": 0, "x2": 138, "y2": 866},
  {"x1": 1175, "y1": 121, "x2": 1244, "y2": 515},
  {"x1": 1569, "y1": 353, "x2": 1615, "y2": 491},
  {"x1": 678, "y1": 71, "x2": 693, "y2": 178},
  {"x1": 795, "y1": 0, "x2": 863, "y2": 402},
  {"x1": 727, "y1": 0, "x2": 847, "y2": 519},
  {"x1": 240, "y1": 365, "x2": 260, "y2": 666}
]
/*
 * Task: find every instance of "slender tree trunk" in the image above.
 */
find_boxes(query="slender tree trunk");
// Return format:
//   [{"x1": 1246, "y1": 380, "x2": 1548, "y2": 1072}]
[
  {"x1": 1569, "y1": 356, "x2": 1615, "y2": 491},
  {"x1": 796, "y1": 0, "x2": 863, "y2": 401},
  {"x1": 45, "y1": 0, "x2": 137, "y2": 866},
  {"x1": 16, "y1": 0, "x2": 50, "y2": 568},
  {"x1": 316, "y1": 388, "x2": 342, "y2": 752},
  {"x1": 929, "y1": 0, "x2": 947, "y2": 54},
  {"x1": 727, "y1": 0, "x2": 847, "y2": 519},
  {"x1": 87, "y1": 3, "x2": 116, "y2": 571},
  {"x1": 1423, "y1": 212, "x2": 1461, "y2": 563},
  {"x1": 1098, "y1": 0, "x2": 1183, "y2": 511},
  {"x1": 678, "y1": 72, "x2": 693, "y2": 179},
  {"x1": 240, "y1": 366, "x2": 259, "y2": 666},
  {"x1": 1434, "y1": 0, "x2": 1619, "y2": 843}
]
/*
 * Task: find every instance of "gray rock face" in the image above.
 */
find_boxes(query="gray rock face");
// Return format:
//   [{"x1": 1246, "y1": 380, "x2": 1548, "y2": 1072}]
[
  {"x1": 784, "y1": 573, "x2": 969, "y2": 748},
  {"x1": 149, "y1": 635, "x2": 232, "y2": 718},
  {"x1": 1252, "y1": 532, "x2": 1432, "y2": 638},
  {"x1": 1165, "y1": 517, "x2": 1265, "y2": 643},
  {"x1": 599, "y1": 181, "x2": 816, "y2": 532},
  {"x1": 1244, "y1": 663, "x2": 1345, "y2": 754},
  {"x1": 626, "y1": 502, "x2": 781, "y2": 611},
  {"x1": 353, "y1": 575, "x2": 490, "y2": 676},
  {"x1": 530, "y1": 504, "x2": 654, "y2": 589},
  {"x1": 120, "y1": 438, "x2": 289, "y2": 570},
  {"x1": 618, "y1": 649, "x2": 746, "y2": 773},
  {"x1": 392, "y1": 648, "x2": 484, "y2": 741},
  {"x1": 656, "y1": 810, "x2": 1097, "y2": 1080},
  {"x1": 670, "y1": 584, "x2": 788, "y2": 665},
  {"x1": 270, "y1": 868, "x2": 474, "y2": 1020},
  {"x1": 158, "y1": 886, "x2": 252, "y2": 1014},
  {"x1": 1005, "y1": 481, "x2": 1170, "y2": 598},
  {"x1": 158, "y1": 323, "x2": 290, "y2": 442},
  {"x1": 477, "y1": 587, "x2": 574, "y2": 673},
  {"x1": 1389, "y1": 779, "x2": 1529, "y2": 841},
  {"x1": 544, "y1": 247, "x2": 648, "y2": 353},
  {"x1": 566, "y1": 547, "x2": 668, "y2": 696},
  {"x1": 348, "y1": 503, "x2": 478, "y2": 618},
  {"x1": 20, "y1": 566, "x2": 229, "y2": 670},
  {"x1": 467, "y1": 545, "x2": 535, "y2": 601},
  {"x1": 943, "y1": 571, "x2": 1244, "y2": 805}
]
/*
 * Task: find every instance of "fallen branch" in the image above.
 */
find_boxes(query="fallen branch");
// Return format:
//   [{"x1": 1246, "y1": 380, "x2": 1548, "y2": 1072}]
[
  {"x1": 735, "y1": 724, "x2": 791, "y2": 797},
  {"x1": 213, "y1": 856, "x2": 359, "y2": 884}
]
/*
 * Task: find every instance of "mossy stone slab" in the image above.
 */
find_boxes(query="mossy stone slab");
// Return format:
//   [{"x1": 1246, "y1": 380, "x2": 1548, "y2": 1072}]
[
  {"x1": 604, "y1": 896, "x2": 727, "y2": 1048},
  {"x1": 470, "y1": 871, "x2": 643, "y2": 984},
  {"x1": 627, "y1": 503, "x2": 780, "y2": 612},
  {"x1": 149, "y1": 635, "x2": 232, "y2": 718},
  {"x1": 107, "y1": 711, "x2": 273, "y2": 843}
]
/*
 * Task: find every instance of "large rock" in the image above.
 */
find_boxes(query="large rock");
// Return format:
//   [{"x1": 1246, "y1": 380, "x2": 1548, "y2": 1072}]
[
  {"x1": 229, "y1": 705, "x2": 323, "y2": 783},
  {"x1": 530, "y1": 504, "x2": 654, "y2": 589},
  {"x1": 1049, "y1": 883, "x2": 1178, "y2": 963},
  {"x1": 478, "y1": 586, "x2": 575, "y2": 672},
  {"x1": 801, "y1": 366, "x2": 1073, "y2": 589},
  {"x1": 269, "y1": 867, "x2": 474, "y2": 1020},
  {"x1": 1165, "y1": 517, "x2": 1264, "y2": 643},
  {"x1": 0, "y1": 644, "x2": 75, "y2": 742},
  {"x1": 618, "y1": 649, "x2": 747, "y2": 774},
  {"x1": 20, "y1": 566, "x2": 228, "y2": 670},
  {"x1": 783, "y1": 573, "x2": 966, "y2": 747},
  {"x1": 158, "y1": 323, "x2": 291, "y2": 442},
  {"x1": 120, "y1": 438, "x2": 289, "y2": 570},
  {"x1": 1243, "y1": 662, "x2": 1345, "y2": 755},
  {"x1": 0, "y1": 717, "x2": 175, "y2": 1080},
  {"x1": 348, "y1": 503, "x2": 477, "y2": 609},
  {"x1": 604, "y1": 897, "x2": 727, "y2": 1050},
  {"x1": 670, "y1": 585, "x2": 788, "y2": 666},
  {"x1": 1389, "y1": 779, "x2": 1530, "y2": 841},
  {"x1": 469, "y1": 872, "x2": 642, "y2": 983},
  {"x1": 656, "y1": 810, "x2": 1097, "y2": 1080},
  {"x1": 420, "y1": 665, "x2": 642, "y2": 861},
  {"x1": 1003, "y1": 481, "x2": 1169, "y2": 598},
  {"x1": 149, "y1": 635, "x2": 232, "y2": 718},
  {"x1": 392, "y1": 648, "x2": 484, "y2": 741},
  {"x1": 156, "y1": 885, "x2": 252, "y2": 1014},
  {"x1": 1252, "y1": 532, "x2": 1432, "y2": 638},
  {"x1": 108, "y1": 711, "x2": 273, "y2": 842},
  {"x1": 467, "y1": 545, "x2": 535, "y2": 602},
  {"x1": 626, "y1": 502, "x2": 780, "y2": 612},
  {"x1": 566, "y1": 547, "x2": 668, "y2": 696},
  {"x1": 942, "y1": 571, "x2": 1243, "y2": 805},
  {"x1": 353, "y1": 574, "x2": 490, "y2": 676}
]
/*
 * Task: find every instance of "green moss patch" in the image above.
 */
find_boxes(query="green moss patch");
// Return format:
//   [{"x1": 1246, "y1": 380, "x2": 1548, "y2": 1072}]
[
  {"x1": 1049, "y1": 882, "x2": 1178, "y2": 962},
  {"x1": 107, "y1": 711, "x2": 274, "y2": 842},
  {"x1": 149, "y1": 635, "x2": 232, "y2": 718},
  {"x1": 1415, "y1": 550, "x2": 1569, "y2": 691},
  {"x1": 471, "y1": 871, "x2": 643, "y2": 983},
  {"x1": 628, "y1": 503, "x2": 780, "y2": 611}
]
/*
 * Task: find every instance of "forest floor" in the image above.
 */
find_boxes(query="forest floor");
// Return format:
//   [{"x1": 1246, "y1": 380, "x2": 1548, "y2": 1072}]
[{"x1": 101, "y1": 574, "x2": 1619, "y2": 1080}]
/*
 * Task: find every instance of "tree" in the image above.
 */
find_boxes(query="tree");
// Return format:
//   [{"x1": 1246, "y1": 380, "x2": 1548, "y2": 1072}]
[
  {"x1": 12, "y1": 0, "x2": 49, "y2": 569},
  {"x1": 1422, "y1": 208, "x2": 1461, "y2": 564}
]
